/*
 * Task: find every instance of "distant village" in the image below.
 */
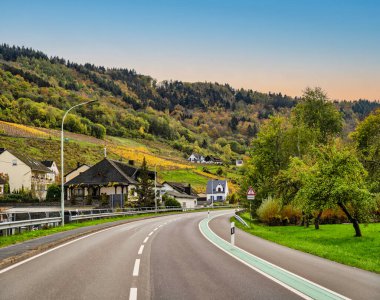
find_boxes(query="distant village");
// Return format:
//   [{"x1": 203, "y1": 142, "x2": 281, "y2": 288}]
[{"x1": 0, "y1": 149, "x2": 241, "y2": 209}]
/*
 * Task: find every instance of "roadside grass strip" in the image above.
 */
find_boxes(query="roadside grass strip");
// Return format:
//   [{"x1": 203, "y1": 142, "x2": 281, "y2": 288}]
[{"x1": 199, "y1": 215, "x2": 350, "y2": 300}]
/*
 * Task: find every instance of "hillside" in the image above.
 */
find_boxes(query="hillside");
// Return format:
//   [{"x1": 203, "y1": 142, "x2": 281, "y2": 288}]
[
  {"x1": 0, "y1": 121, "x2": 240, "y2": 193},
  {"x1": 1, "y1": 44, "x2": 379, "y2": 161}
]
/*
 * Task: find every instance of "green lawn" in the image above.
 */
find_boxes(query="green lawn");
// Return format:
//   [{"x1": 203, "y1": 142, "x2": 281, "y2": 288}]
[
  {"x1": 234, "y1": 212, "x2": 380, "y2": 273},
  {"x1": 159, "y1": 169, "x2": 209, "y2": 192}
]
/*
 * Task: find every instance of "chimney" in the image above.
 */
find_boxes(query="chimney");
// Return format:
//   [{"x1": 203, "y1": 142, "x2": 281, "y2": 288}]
[
  {"x1": 185, "y1": 184, "x2": 191, "y2": 195},
  {"x1": 129, "y1": 160, "x2": 134, "y2": 166},
  {"x1": 104, "y1": 146, "x2": 107, "y2": 158}
]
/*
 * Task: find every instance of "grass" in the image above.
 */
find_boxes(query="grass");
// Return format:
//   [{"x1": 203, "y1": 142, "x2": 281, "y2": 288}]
[
  {"x1": 234, "y1": 212, "x2": 380, "y2": 273},
  {"x1": 159, "y1": 169, "x2": 209, "y2": 192}
]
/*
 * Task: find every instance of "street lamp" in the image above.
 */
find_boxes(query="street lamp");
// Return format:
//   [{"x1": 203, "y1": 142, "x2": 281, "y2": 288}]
[
  {"x1": 61, "y1": 100, "x2": 97, "y2": 226},
  {"x1": 154, "y1": 164, "x2": 157, "y2": 213}
]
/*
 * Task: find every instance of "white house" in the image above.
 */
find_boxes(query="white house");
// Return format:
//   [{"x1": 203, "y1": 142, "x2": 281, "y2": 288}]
[
  {"x1": 236, "y1": 159, "x2": 244, "y2": 167},
  {"x1": 64, "y1": 163, "x2": 90, "y2": 183},
  {"x1": 41, "y1": 160, "x2": 59, "y2": 183},
  {"x1": 206, "y1": 179, "x2": 229, "y2": 203},
  {"x1": 188, "y1": 153, "x2": 205, "y2": 163},
  {"x1": 162, "y1": 182, "x2": 197, "y2": 208},
  {"x1": 0, "y1": 149, "x2": 54, "y2": 200}
]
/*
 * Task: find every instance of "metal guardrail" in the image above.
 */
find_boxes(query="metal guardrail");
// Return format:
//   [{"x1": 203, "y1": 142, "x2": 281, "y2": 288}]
[
  {"x1": 0, "y1": 205, "x2": 234, "y2": 236},
  {"x1": 234, "y1": 213, "x2": 250, "y2": 227}
]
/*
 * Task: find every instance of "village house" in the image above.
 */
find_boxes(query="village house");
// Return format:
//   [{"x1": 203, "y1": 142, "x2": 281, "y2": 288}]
[
  {"x1": 188, "y1": 153, "x2": 205, "y2": 164},
  {"x1": 161, "y1": 182, "x2": 198, "y2": 208},
  {"x1": 206, "y1": 179, "x2": 229, "y2": 203},
  {"x1": 0, "y1": 149, "x2": 54, "y2": 200},
  {"x1": 205, "y1": 155, "x2": 223, "y2": 165},
  {"x1": 236, "y1": 159, "x2": 244, "y2": 167},
  {"x1": 64, "y1": 163, "x2": 91, "y2": 183},
  {"x1": 41, "y1": 160, "x2": 59, "y2": 183},
  {"x1": 64, "y1": 158, "x2": 155, "y2": 206}
]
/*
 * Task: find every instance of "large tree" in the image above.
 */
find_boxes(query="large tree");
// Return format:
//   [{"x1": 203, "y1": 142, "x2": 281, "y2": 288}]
[
  {"x1": 292, "y1": 87, "x2": 343, "y2": 144},
  {"x1": 295, "y1": 145, "x2": 375, "y2": 237},
  {"x1": 351, "y1": 109, "x2": 380, "y2": 192}
]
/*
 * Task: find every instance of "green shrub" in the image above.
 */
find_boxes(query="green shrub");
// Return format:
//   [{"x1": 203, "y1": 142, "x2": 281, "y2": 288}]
[
  {"x1": 256, "y1": 197, "x2": 281, "y2": 225},
  {"x1": 162, "y1": 194, "x2": 181, "y2": 208},
  {"x1": 281, "y1": 204, "x2": 302, "y2": 225},
  {"x1": 46, "y1": 184, "x2": 61, "y2": 201}
]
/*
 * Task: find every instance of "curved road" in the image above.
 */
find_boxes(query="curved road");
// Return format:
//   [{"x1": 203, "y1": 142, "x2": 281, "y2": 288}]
[{"x1": 0, "y1": 210, "x2": 379, "y2": 299}]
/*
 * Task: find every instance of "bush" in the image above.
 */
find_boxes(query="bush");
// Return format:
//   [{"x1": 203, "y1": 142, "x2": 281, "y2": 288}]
[
  {"x1": 163, "y1": 194, "x2": 181, "y2": 208},
  {"x1": 227, "y1": 193, "x2": 239, "y2": 204},
  {"x1": 256, "y1": 197, "x2": 282, "y2": 225},
  {"x1": 46, "y1": 184, "x2": 61, "y2": 201},
  {"x1": 281, "y1": 204, "x2": 302, "y2": 225},
  {"x1": 0, "y1": 192, "x2": 39, "y2": 203}
]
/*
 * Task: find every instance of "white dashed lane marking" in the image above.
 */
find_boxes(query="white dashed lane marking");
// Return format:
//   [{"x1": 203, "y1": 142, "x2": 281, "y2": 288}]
[
  {"x1": 133, "y1": 259, "x2": 140, "y2": 276},
  {"x1": 129, "y1": 288, "x2": 137, "y2": 300},
  {"x1": 138, "y1": 245, "x2": 144, "y2": 255}
]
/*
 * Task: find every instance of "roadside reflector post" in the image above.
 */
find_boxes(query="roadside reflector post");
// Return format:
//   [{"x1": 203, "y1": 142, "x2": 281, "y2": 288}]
[
  {"x1": 208, "y1": 209, "x2": 210, "y2": 218},
  {"x1": 231, "y1": 222, "x2": 235, "y2": 246}
]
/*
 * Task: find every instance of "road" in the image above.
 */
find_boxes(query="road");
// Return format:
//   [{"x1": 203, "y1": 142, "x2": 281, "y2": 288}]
[{"x1": 0, "y1": 210, "x2": 379, "y2": 299}]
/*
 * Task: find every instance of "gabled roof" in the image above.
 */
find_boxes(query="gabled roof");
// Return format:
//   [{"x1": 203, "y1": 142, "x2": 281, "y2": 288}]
[
  {"x1": 166, "y1": 190, "x2": 197, "y2": 200},
  {"x1": 64, "y1": 163, "x2": 90, "y2": 177},
  {"x1": 1, "y1": 150, "x2": 51, "y2": 173},
  {"x1": 65, "y1": 158, "x2": 138, "y2": 186},
  {"x1": 206, "y1": 180, "x2": 228, "y2": 194},
  {"x1": 163, "y1": 181, "x2": 198, "y2": 197},
  {"x1": 41, "y1": 160, "x2": 55, "y2": 168},
  {"x1": 189, "y1": 153, "x2": 203, "y2": 160}
]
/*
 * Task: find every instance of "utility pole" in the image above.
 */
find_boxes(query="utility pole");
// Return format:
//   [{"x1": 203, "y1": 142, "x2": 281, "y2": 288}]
[{"x1": 61, "y1": 100, "x2": 97, "y2": 226}]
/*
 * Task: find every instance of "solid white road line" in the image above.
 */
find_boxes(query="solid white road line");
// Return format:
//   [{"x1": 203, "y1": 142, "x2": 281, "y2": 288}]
[
  {"x1": 129, "y1": 288, "x2": 137, "y2": 300},
  {"x1": 143, "y1": 237, "x2": 149, "y2": 243},
  {"x1": 133, "y1": 259, "x2": 140, "y2": 276},
  {"x1": 138, "y1": 245, "x2": 144, "y2": 255},
  {"x1": 0, "y1": 225, "x2": 121, "y2": 274}
]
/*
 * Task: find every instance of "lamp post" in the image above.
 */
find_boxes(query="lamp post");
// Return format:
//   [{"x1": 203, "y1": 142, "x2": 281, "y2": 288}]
[
  {"x1": 61, "y1": 100, "x2": 97, "y2": 226},
  {"x1": 154, "y1": 164, "x2": 157, "y2": 213}
]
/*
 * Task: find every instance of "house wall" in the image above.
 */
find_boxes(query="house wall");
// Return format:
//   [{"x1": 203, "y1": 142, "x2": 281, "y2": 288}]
[
  {"x1": 65, "y1": 165, "x2": 90, "y2": 183},
  {"x1": 0, "y1": 151, "x2": 32, "y2": 192},
  {"x1": 0, "y1": 184, "x2": 4, "y2": 195},
  {"x1": 176, "y1": 197, "x2": 197, "y2": 208},
  {"x1": 31, "y1": 170, "x2": 51, "y2": 200}
]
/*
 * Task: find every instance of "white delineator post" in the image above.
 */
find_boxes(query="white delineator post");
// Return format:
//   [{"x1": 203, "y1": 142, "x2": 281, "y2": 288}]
[
  {"x1": 231, "y1": 222, "x2": 235, "y2": 246},
  {"x1": 208, "y1": 209, "x2": 210, "y2": 218}
]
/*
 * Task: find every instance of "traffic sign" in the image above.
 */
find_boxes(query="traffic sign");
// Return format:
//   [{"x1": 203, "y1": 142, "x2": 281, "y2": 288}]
[{"x1": 247, "y1": 186, "x2": 256, "y2": 200}]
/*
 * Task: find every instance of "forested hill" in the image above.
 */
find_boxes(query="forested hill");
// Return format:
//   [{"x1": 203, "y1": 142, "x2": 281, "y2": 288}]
[{"x1": 0, "y1": 44, "x2": 379, "y2": 159}]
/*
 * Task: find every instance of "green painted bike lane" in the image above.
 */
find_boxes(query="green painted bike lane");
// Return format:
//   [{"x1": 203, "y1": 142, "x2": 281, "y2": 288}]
[{"x1": 199, "y1": 214, "x2": 350, "y2": 300}]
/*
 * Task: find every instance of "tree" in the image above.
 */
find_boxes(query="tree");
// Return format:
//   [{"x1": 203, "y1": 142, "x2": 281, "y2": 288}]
[
  {"x1": 229, "y1": 116, "x2": 239, "y2": 131},
  {"x1": 351, "y1": 109, "x2": 380, "y2": 192},
  {"x1": 136, "y1": 157, "x2": 155, "y2": 207},
  {"x1": 46, "y1": 184, "x2": 61, "y2": 201},
  {"x1": 295, "y1": 145, "x2": 375, "y2": 236},
  {"x1": 245, "y1": 116, "x2": 293, "y2": 199},
  {"x1": 293, "y1": 87, "x2": 343, "y2": 144}
]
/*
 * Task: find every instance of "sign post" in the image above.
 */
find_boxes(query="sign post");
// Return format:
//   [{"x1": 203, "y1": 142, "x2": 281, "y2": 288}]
[
  {"x1": 230, "y1": 222, "x2": 235, "y2": 246},
  {"x1": 247, "y1": 187, "x2": 256, "y2": 224}
]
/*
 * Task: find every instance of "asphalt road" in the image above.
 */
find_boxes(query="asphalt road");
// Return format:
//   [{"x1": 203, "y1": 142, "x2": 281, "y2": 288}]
[{"x1": 0, "y1": 210, "x2": 379, "y2": 299}]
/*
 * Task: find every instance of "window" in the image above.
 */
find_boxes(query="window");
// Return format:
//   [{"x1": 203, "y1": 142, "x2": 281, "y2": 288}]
[
  {"x1": 12, "y1": 159, "x2": 17, "y2": 166},
  {"x1": 0, "y1": 186, "x2": 3, "y2": 194}
]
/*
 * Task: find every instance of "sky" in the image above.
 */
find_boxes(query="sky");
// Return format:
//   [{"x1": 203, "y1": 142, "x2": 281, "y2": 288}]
[{"x1": 0, "y1": 0, "x2": 379, "y2": 100}]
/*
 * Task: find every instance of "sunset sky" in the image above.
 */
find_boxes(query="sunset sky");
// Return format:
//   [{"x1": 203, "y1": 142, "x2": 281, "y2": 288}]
[{"x1": 1, "y1": 0, "x2": 379, "y2": 100}]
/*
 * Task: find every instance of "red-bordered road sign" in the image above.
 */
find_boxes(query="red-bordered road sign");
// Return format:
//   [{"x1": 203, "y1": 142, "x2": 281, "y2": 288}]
[{"x1": 247, "y1": 186, "x2": 256, "y2": 200}]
